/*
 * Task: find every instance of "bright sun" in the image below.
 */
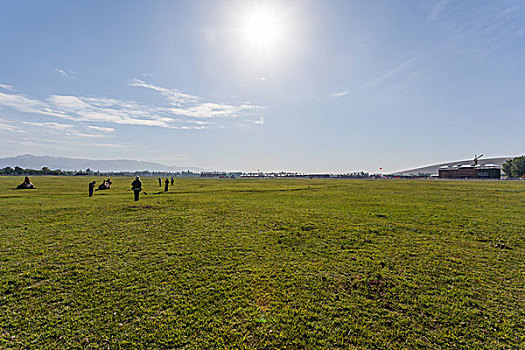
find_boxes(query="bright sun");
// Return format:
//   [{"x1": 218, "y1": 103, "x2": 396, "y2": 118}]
[{"x1": 240, "y1": 8, "x2": 284, "y2": 50}]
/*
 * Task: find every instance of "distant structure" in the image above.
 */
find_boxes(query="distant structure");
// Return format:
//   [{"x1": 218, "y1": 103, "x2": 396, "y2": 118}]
[
  {"x1": 472, "y1": 154, "x2": 483, "y2": 165},
  {"x1": 200, "y1": 171, "x2": 227, "y2": 178},
  {"x1": 438, "y1": 154, "x2": 501, "y2": 179}
]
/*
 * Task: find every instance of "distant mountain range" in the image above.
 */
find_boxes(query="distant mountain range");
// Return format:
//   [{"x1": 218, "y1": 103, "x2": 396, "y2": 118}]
[
  {"x1": 390, "y1": 157, "x2": 513, "y2": 176},
  {"x1": 0, "y1": 154, "x2": 205, "y2": 172}
]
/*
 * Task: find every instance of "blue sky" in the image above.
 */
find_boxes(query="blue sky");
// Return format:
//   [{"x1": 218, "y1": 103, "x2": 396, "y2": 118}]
[{"x1": 1, "y1": 0, "x2": 524, "y2": 172}]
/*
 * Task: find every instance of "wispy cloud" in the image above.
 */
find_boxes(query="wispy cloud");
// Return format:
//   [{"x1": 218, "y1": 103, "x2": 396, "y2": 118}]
[
  {"x1": 5, "y1": 138, "x2": 124, "y2": 149},
  {"x1": 347, "y1": 51, "x2": 447, "y2": 114},
  {"x1": 56, "y1": 68, "x2": 75, "y2": 79},
  {"x1": 329, "y1": 91, "x2": 349, "y2": 98},
  {"x1": 0, "y1": 91, "x2": 202, "y2": 129},
  {"x1": 130, "y1": 79, "x2": 263, "y2": 118},
  {"x1": 86, "y1": 125, "x2": 115, "y2": 132},
  {"x1": 368, "y1": 54, "x2": 424, "y2": 87},
  {"x1": 0, "y1": 91, "x2": 65, "y2": 118},
  {"x1": 166, "y1": 102, "x2": 260, "y2": 119},
  {"x1": 0, "y1": 84, "x2": 14, "y2": 91},
  {"x1": 66, "y1": 132, "x2": 106, "y2": 138},
  {"x1": 46, "y1": 95, "x2": 176, "y2": 127},
  {"x1": 0, "y1": 81, "x2": 263, "y2": 132},
  {"x1": 0, "y1": 117, "x2": 27, "y2": 133},
  {"x1": 23, "y1": 121, "x2": 73, "y2": 130},
  {"x1": 254, "y1": 117, "x2": 265, "y2": 125},
  {"x1": 130, "y1": 79, "x2": 199, "y2": 106},
  {"x1": 22, "y1": 121, "x2": 106, "y2": 138}
]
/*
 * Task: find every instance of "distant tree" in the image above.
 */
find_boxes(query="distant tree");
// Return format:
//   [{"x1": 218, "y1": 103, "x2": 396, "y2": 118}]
[
  {"x1": 1, "y1": 167, "x2": 14, "y2": 174},
  {"x1": 502, "y1": 156, "x2": 525, "y2": 177},
  {"x1": 502, "y1": 159, "x2": 512, "y2": 176},
  {"x1": 512, "y1": 156, "x2": 525, "y2": 177}
]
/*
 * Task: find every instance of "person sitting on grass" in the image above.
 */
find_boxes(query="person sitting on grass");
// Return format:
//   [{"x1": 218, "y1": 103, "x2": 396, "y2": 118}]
[
  {"x1": 16, "y1": 176, "x2": 36, "y2": 189},
  {"x1": 97, "y1": 180, "x2": 111, "y2": 190}
]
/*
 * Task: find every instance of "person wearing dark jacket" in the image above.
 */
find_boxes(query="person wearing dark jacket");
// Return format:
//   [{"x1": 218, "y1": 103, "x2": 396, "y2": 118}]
[
  {"x1": 131, "y1": 176, "x2": 143, "y2": 201},
  {"x1": 170, "y1": 177, "x2": 174, "y2": 186},
  {"x1": 164, "y1": 178, "x2": 169, "y2": 192},
  {"x1": 16, "y1": 176, "x2": 36, "y2": 189},
  {"x1": 88, "y1": 181, "x2": 96, "y2": 197},
  {"x1": 158, "y1": 177, "x2": 162, "y2": 187}
]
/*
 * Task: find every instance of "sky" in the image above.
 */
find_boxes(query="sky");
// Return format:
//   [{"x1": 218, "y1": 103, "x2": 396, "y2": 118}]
[{"x1": 0, "y1": 0, "x2": 524, "y2": 173}]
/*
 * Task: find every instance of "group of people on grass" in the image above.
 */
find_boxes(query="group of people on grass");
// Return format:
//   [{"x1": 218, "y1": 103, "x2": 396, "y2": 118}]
[
  {"x1": 88, "y1": 179, "x2": 112, "y2": 197},
  {"x1": 158, "y1": 177, "x2": 174, "y2": 191},
  {"x1": 15, "y1": 176, "x2": 171, "y2": 201},
  {"x1": 131, "y1": 176, "x2": 171, "y2": 201}
]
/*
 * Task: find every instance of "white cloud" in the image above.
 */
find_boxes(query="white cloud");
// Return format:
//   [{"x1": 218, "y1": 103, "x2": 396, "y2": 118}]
[
  {"x1": 86, "y1": 125, "x2": 115, "y2": 132},
  {"x1": 130, "y1": 79, "x2": 199, "y2": 106},
  {"x1": 130, "y1": 79, "x2": 263, "y2": 118},
  {"x1": 166, "y1": 102, "x2": 260, "y2": 118},
  {"x1": 254, "y1": 117, "x2": 265, "y2": 124},
  {"x1": 0, "y1": 92, "x2": 65, "y2": 118},
  {"x1": 22, "y1": 121, "x2": 107, "y2": 138},
  {"x1": 0, "y1": 84, "x2": 14, "y2": 91},
  {"x1": 56, "y1": 68, "x2": 75, "y2": 79},
  {"x1": 23, "y1": 121, "x2": 73, "y2": 130},
  {"x1": 329, "y1": 91, "x2": 349, "y2": 98},
  {"x1": 66, "y1": 132, "x2": 106, "y2": 138},
  {"x1": 0, "y1": 81, "x2": 263, "y2": 131}
]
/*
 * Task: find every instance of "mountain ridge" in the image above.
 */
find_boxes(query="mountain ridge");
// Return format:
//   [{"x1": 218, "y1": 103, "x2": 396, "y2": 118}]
[{"x1": 0, "y1": 154, "x2": 205, "y2": 172}]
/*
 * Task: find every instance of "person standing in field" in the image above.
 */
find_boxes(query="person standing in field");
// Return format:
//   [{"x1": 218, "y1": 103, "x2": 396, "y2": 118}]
[
  {"x1": 170, "y1": 177, "x2": 174, "y2": 186},
  {"x1": 132, "y1": 176, "x2": 143, "y2": 201},
  {"x1": 164, "y1": 178, "x2": 169, "y2": 192},
  {"x1": 158, "y1": 177, "x2": 161, "y2": 187},
  {"x1": 88, "y1": 181, "x2": 96, "y2": 197}
]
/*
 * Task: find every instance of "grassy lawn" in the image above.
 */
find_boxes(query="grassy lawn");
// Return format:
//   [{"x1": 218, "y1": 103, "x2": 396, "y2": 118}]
[{"x1": 0, "y1": 177, "x2": 524, "y2": 349}]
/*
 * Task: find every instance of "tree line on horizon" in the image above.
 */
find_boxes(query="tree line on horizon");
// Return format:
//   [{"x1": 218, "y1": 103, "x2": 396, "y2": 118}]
[
  {"x1": 0, "y1": 166, "x2": 379, "y2": 178},
  {"x1": 3, "y1": 156, "x2": 524, "y2": 178},
  {"x1": 0, "y1": 166, "x2": 198, "y2": 177}
]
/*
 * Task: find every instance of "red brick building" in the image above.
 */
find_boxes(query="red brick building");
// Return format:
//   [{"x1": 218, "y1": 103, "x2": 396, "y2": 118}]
[{"x1": 438, "y1": 165, "x2": 501, "y2": 179}]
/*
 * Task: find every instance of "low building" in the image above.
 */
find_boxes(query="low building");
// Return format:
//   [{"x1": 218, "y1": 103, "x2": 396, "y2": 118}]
[
  {"x1": 200, "y1": 171, "x2": 227, "y2": 178},
  {"x1": 438, "y1": 164, "x2": 500, "y2": 179}
]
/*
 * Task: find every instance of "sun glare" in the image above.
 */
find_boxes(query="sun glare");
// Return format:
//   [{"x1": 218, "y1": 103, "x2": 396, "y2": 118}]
[
  {"x1": 240, "y1": 8, "x2": 284, "y2": 50},
  {"x1": 229, "y1": 2, "x2": 299, "y2": 73}
]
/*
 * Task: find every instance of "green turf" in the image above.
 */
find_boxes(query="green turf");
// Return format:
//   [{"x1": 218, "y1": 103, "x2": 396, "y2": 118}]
[{"x1": 0, "y1": 177, "x2": 524, "y2": 349}]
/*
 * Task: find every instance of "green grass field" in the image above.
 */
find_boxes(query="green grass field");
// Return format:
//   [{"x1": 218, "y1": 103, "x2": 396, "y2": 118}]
[{"x1": 1, "y1": 177, "x2": 524, "y2": 349}]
